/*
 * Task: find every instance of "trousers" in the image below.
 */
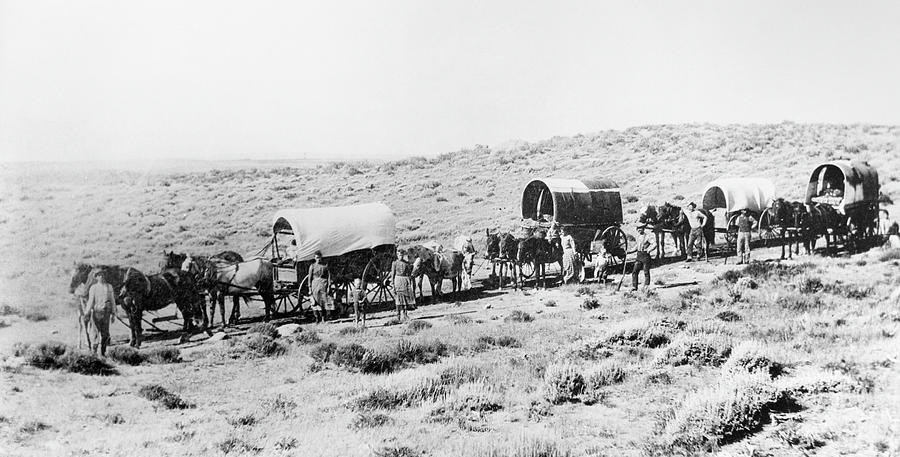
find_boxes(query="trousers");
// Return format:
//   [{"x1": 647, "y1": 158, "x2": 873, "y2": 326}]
[
  {"x1": 687, "y1": 227, "x2": 705, "y2": 258},
  {"x1": 737, "y1": 231, "x2": 751, "y2": 258},
  {"x1": 632, "y1": 252, "x2": 651, "y2": 289}
]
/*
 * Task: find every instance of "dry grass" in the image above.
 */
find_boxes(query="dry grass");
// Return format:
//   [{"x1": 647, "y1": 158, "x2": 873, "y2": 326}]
[{"x1": 1, "y1": 123, "x2": 898, "y2": 456}]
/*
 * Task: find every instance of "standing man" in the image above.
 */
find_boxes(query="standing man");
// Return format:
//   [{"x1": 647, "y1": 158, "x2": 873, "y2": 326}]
[
  {"x1": 632, "y1": 226, "x2": 657, "y2": 291},
  {"x1": 735, "y1": 209, "x2": 758, "y2": 264},
  {"x1": 308, "y1": 251, "x2": 330, "y2": 323},
  {"x1": 684, "y1": 202, "x2": 709, "y2": 262},
  {"x1": 85, "y1": 270, "x2": 117, "y2": 356}
]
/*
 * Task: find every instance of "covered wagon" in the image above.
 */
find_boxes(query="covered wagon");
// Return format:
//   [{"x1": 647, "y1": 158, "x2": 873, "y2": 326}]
[
  {"x1": 270, "y1": 202, "x2": 397, "y2": 313},
  {"x1": 805, "y1": 160, "x2": 881, "y2": 246},
  {"x1": 520, "y1": 177, "x2": 627, "y2": 280},
  {"x1": 701, "y1": 177, "x2": 776, "y2": 247}
]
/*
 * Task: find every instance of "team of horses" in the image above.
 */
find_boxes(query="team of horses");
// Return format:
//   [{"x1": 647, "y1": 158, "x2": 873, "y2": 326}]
[
  {"x1": 483, "y1": 228, "x2": 563, "y2": 290},
  {"x1": 68, "y1": 242, "x2": 475, "y2": 348}
]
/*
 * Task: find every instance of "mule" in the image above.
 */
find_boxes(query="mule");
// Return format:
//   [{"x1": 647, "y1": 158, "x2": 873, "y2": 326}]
[
  {"x1": 484, "y1": 230, "x2": 519, "y2": 289},
  {"x1": 119, "y1": 267, "x2": 203, "y2": 348},
  {"x1": 516, "y1": 234, "x2": 561, "y2": 289},
  {"x1": 200, "y1": 258, "x2": 277, "y2": 327},
  {"x1": 407, "y1": 245, "x2": 464, "y2": 301}
]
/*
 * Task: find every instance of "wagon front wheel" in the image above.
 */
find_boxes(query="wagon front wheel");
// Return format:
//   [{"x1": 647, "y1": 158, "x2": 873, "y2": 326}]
[{"x1": 362, "y1": 256, "x2": 393, "y2": 305}]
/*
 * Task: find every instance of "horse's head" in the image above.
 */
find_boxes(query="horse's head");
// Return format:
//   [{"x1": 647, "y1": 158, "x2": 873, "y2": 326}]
[
  {"x1": 767, "y1": 198, "x2": 791, "y2": 225},
  {"x1": 639, "y1": 205, "x2": 658, "y2": 225},
  {"x1": 498, "y1": 233, "x2": 518, "y2": 260},
  {"x1": 658, "y1": 202, "x2": 681, "y2": 225},
  {"x1": 159, "y1": 251, "x2": 187, "y2": 273},
  {"x1": 790, "y1": 201, "x2": 809, "y2": 227},
  {"x1": 484, "y1": 229, "x2": 500, "y2": 260},
  {"x1": 69, "y1": 262, "x2": 93, "y2": 294}
]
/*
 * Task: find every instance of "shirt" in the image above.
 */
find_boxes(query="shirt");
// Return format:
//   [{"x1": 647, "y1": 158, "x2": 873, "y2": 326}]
[
  {"x1": 637, "y1": 232, "x2": 657, "y2": 253},
  {"x1": 86, "y1": 282, "x2": 116, "y2": 313},
  {"x1": 561, "y1": 234, "x2": 576, "y2": 253},
  {"x1": 392, "y1": 259, "x2": 413, "y2": 277},
  {"x1": 685, "y1": 209, "x2": 706, "y2": 229},
  {"x1": 737, "y1": 214, "x2": 755, "y2": 233},
  {"x1": 308, "y1": 263, "x2": 328, "y2": 280}
]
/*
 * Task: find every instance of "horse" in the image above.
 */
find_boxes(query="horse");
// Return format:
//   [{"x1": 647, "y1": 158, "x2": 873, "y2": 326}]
[
  {"x1": 199, "y1": 258, "x2": 276, "y2": 327},
  {"x1": 766, "y1": 199, "x2": 810, "y2": 259},
  {"x1": 639, "y1": 205, "x2": 683, "y2": 259},
  {"x1": 119, "y1": 267, "x2": 204, "y2": 348},
  {"x1": 515, "y1": 233, "x2": 560, "y2": 289},
  {"x1": 160, "y1": 250, "x2": 244, "y2": 273},
  {"x1": 161, "y1": 251, "x2": 245, "y2": 327},
  {"x1": 407, "y1": 244, "x2": 464, "y2": 301},
  {"x1": 808, "y1": 203, "x2": 841, "y2": 255},
  {"x1": 658, "y1": 202, "x2": 714, "y2": 259},
  {"x1": 484, "y1": 229, "x2": 519, "y2": 289},
  {"x1": 69, "y1": 263, "x2": 129, "y2": 348}
]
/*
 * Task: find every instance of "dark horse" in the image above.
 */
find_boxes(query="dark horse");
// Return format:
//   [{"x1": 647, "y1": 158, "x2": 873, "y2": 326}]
[
  {"x1": 407, "y1": 245, "x2": 464, "y2": 302},
  {"x1": 160, "y1": 251, "x2": 244, "y2": 328},
  {"x1": 766, "y1": 199, "x2": 812, "y2": 259},
  {"x1": 160, "y1": 250, "x2": 244, "y2": 273},
  {"x1": 516, "y1": 233, "x2": 562, "y2": 289},
  {"x1": 119, "y1": 267, "x2": 203, "y2": 348},
  {"x1": 484, "y1": 230, "x2": 521, "y2": 289},
  {"x1": 197, "y1": 258, "x2": 277, "y2": 327},
  {"x1": 808, "y1": 203, "x2": 841, "y2": 255},
  {"x1": 657, "y1": 203, "x2": 715, "y2": 259},
  {"x1": 69, "y1": 263, "x2": 129, "y2": 348},
  {"x1": 639, "y1": 204, "x2": 686, "y2": 259}
]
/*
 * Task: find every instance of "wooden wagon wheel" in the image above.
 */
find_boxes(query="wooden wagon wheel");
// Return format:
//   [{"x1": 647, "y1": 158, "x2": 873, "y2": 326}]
[
  {"x1": 362, "y1": 253, "x2": 394, "y2": 305},
  {"x1": 758, "y1": 211, "x2": 777, "y2": 246},
  {"x1": 597, "y1": 226, "x2": 628, "y2": 285},
  {"x1": 519, "y1": 260, "x2": 535, "y2": 279},
  {"x1": 725, "y1": 213, "x2": 740, "y2": 249}
]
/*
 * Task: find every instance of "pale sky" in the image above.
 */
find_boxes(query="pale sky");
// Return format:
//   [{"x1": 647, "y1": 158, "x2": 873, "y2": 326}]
[{"x1": 1, "y1": 1, "x2": 898, "y2": 162}]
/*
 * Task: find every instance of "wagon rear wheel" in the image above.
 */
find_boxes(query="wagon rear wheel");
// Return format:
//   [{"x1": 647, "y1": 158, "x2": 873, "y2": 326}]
[
  {"x1": 362, "y1": 254, "x2": 394, "y2": 305},
  {"x1": 597, "y1": 226, "x2": 628, "y2": 282}
]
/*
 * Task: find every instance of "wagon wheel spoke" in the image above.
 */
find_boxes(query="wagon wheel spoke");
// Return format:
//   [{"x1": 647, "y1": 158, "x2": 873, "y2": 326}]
[
  {"x1": 725, "y1": 214, "x2": 739, "y2": 249},
  {"x1": 598, "y1": 226, "x2": 628, "y2": 286}
]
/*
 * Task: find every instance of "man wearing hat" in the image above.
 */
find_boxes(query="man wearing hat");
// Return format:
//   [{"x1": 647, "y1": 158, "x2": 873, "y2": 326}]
[
  {"x1": 684, "y1": 202, "x2": 708, "y2": 262},
  {"x1": 85, "y1": 270, "x2": 117, "y2": 356},
  {"x1": 632, "y1": 225, "x2": 657, "y2": 291},
  {"x1": 735, "y1": 208, "x2": 758, "y2": 264}
]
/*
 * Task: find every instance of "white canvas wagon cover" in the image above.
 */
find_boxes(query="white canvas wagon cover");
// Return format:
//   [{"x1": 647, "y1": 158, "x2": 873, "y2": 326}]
[
  {"x1": 701, "y1": 178, "x2": 776, "y2": 213},
  {"x1": 272, "y1": 202, "x2": 396, "y2": 261}
]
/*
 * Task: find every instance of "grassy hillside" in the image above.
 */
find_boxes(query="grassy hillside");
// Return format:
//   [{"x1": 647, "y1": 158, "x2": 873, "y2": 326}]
[
  {"x1": 0, "y1": 122, "x2": 899, "y2": 456},
  {"x1": 1, "y1": 122, "x2": 897, "y2": 314}
]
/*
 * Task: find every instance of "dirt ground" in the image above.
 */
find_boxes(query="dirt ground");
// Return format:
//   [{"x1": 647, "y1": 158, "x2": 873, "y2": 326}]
[{"x1": 1, "y1": 123, "x2": 899, "y2": 456}]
